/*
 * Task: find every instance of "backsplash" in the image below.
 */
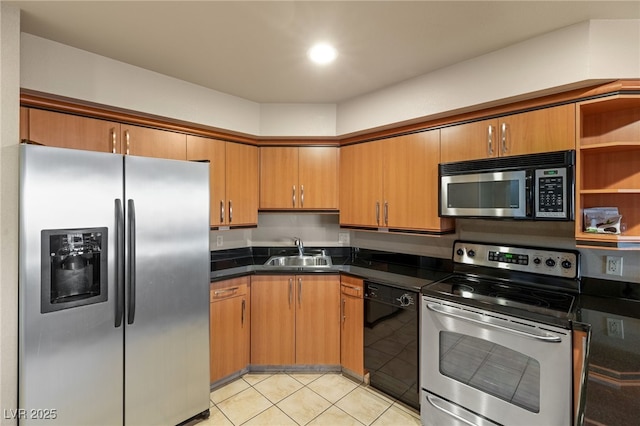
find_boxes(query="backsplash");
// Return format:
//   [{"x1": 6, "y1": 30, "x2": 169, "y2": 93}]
[{"x1": 210, "y1": 213, "x2": 639, "y2": 283}]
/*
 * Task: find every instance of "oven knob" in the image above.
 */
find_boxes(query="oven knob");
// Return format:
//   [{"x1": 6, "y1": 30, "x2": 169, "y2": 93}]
[
  {"x1": 533, "y1": 257, "x2": 542, "y2": 265},
  {"x1": 456, "y1": 248, "x2": 464, "y2": 256},
  {"x1": 561, "y1": 260, "x2": 572, "y2": 269},
  {"x1": 545, "y1": 258, "x2": 556, "y2": 267},
  {"x1": 467, "y1": 250, "x2": 476, "y2": 258}
]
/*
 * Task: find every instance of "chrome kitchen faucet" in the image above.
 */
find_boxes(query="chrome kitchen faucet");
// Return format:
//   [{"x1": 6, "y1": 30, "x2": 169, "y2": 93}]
[{"x1": 293, "y1": 237, "x2": 304, "y2": 256}]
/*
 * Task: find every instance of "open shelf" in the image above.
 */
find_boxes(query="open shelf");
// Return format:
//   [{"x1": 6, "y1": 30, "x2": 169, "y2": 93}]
[{"x1": 576, "y1": 94, "x2": 640, "y2": 249}]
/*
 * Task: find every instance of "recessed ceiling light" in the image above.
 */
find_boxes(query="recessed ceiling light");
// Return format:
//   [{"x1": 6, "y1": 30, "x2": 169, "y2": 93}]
[{"x1": 308, "y1": 43, "x2": 337, "y2": 65}]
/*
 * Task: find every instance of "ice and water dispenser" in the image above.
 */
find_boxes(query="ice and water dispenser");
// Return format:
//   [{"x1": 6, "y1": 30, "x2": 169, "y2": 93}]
[{"x1": 41, "y1": 228, "x2": 108, "y2": 313}]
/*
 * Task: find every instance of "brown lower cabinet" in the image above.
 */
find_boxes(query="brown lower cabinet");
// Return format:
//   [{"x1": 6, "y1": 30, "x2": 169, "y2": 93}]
[
  {"x1": 209, "y1": 277, "x2": 250, "y2": 384},
  {"x1": 340, "y1": 275, "x2": 364, "y2": 376},
  {"x1": 250, "y1": 275, "x2": 340, "y2": 366}
]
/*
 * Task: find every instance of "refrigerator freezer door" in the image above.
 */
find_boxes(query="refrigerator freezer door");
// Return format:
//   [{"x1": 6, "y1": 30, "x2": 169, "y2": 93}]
[
  {"x1": 19, "y1": 145, "x2": 124, "y2": 425},
  {"x1": 123, "y1": 155, "x2": 210, "y2": 425}
]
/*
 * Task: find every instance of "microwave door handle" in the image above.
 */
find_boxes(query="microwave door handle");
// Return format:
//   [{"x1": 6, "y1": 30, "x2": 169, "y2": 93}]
[
  {"x1": 426, "y1": 303, "x2": 562, "y2": 342},
  {"x1": 526, "y1": 172, "x2": 534, "y2": 218}
]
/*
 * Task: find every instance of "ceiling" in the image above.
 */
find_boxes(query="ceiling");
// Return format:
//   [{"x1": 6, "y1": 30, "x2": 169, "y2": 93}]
[{"x1": 9, "y1": 1, "x2": 640, "y2": 104}]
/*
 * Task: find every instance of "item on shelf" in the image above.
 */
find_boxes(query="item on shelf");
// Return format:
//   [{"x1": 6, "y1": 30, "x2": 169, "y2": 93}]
[{"x1": 584, "y1": 207, "x2": 623, "y2": 234}]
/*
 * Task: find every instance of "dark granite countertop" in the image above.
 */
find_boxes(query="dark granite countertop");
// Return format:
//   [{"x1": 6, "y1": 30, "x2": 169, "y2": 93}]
[{"x1": 210, "y1": 247, "x2": 452, "y2": 292}]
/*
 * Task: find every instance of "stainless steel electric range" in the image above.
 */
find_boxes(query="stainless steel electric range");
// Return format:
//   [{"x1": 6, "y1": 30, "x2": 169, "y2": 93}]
[{"x1": 420, "y1": 240, "x2": 589, "y2": 426}]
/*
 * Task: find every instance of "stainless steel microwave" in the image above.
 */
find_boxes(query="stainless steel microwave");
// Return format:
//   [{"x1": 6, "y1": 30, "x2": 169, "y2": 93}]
[{"x1": 439, "y1": 150, "x2": 575, "y2": 220}]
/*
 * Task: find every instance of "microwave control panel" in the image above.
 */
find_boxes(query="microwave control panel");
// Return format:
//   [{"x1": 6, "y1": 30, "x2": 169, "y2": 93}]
[{"x1": 535, "y1": 167, "x2": 569, "y2": 218}]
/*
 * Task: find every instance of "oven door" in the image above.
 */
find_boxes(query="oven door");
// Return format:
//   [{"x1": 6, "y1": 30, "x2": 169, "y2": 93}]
[
  {"x1": 440, "y1": 170, "x2": 529, "y2": 218},
  {"x1": 421, "y1": 296, "x2": 572, "y2": 426}
]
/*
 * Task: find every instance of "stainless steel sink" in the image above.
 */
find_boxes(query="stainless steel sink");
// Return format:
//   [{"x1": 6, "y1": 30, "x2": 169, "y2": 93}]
[{"x1": 264, "y1": 255, "x2": 333, "y2": 268}]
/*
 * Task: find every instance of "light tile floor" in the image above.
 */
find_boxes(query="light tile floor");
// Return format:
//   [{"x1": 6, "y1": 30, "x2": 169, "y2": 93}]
[{"x1": 197, "y1": 372, "x2": 421, "y2": 426}]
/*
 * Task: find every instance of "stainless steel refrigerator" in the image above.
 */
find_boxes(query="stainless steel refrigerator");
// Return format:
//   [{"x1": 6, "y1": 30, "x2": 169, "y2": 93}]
[{"x1": 18, "y1": 144, "x2": 211, "y2": 425}]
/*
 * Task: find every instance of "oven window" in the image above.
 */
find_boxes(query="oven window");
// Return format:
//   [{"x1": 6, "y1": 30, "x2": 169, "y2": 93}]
[{"x1": 440, "y1": 332, "x2": 540, "y2": 413}]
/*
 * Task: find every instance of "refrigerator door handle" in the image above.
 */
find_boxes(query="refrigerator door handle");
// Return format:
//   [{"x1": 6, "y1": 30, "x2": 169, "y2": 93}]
[
  {"x1": 115, "y1": 199, "x2": 125, "y2": 327},
  {"x1": 127, "y1": 199, "x2": 137, "y2": 325}
]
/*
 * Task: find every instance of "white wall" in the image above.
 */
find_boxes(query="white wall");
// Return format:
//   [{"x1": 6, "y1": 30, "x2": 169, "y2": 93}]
[
  {"x1": 20, "y1": 20, "x2": 640, "y2": 138},
  {"x1": 337, "y1": 20, "x2": 640, "y2": 135},
  {"x1": 0, "y1": 4, "x2": 20, "y2": 424}
]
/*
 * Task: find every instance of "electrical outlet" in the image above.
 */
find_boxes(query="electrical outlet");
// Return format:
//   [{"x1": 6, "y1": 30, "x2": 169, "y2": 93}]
[
  {"x1": 605, "y1": 256, "x2": 623, "y2": 276},
  {"x1": 216, "y1": 235, "x2": 223, "y2": 247},
  {"x1": 606, "y1": 318, "x2": 624, "y2": 339},
  {"x1": 338, "y1": 232, "x2": 350, "y2": 244}
]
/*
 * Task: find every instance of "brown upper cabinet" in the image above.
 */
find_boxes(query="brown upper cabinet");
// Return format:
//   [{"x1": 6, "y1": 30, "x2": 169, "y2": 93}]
[
  {"x1": 259, "y1": 146, "x2": 338, "y2": 210},
  {"x1": 27, "y1": 108, "x2": 121, "y2": 153},
  {"x1": 26, "y1": 108, "x2": 187, "y2": 160},
  {"x1": 187, "y1": 136, "x2": 258, "y2": 228},
  {"x1": 440, "y1": 104, "x2": 576, "y2": 163},
  {"x1": 121, "y1": 124, "x2": 186, "y2": 160},
  {"x1": 340, "y1": 130, "x2": 454, "y2": 233}
]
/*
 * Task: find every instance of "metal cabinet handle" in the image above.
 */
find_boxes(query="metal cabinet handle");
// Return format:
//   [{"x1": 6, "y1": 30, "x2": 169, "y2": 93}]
[
  {"x1": 241, "y1": 298, "x2": 246, "y2": 326},
  {"x1": 298, "y1": 277, "x2": 302, "y2": 306},
  {"x1": 384, "y1": 201, "x2": 389, "y2": 226},
  {"x1": 375, "y1": 201, "x2": 380, "y2": 225},
  {"x1": 125, "y1": 130, "x2": 130, "y2": 155},
  {"x1": 111, "y1": 128, "x2": 117, "y2": 154},
  {"x1": 228, "y1": 200, "x2": 233, "y2": 223},
  {"x1": 288, "y1": 278, "x2": 293, "y2": 307},
  {"x1": 220, "y1": 200, "x2": 225, "y2": 223},
  {"x1": 214, "y1": 287, "x2": 238, "y2": 297},
  {"x1": 292, "y1": 185, "x2": 296, "y2": 208},
  {"x1": 341, "y1": 284, "x2": 361, "y2": 293},
  {"x1": 115, "y1": 199, "x2": 124, "y2": 328},
  {"x1": 487, "y1": 125, "x2": 494, "y2": 156},
  {"x1": 501, "y1": 122, "x2": 508, "y2": 154},
  {"x1": 342, "y1": 298, "x2": 346, "y2": 324},
  {"x1": 301, "y1": 185, "x2": 304, "y2": 208},
  {"x1": 426, "y1": 302, "x2": 562, "y2": 342}
]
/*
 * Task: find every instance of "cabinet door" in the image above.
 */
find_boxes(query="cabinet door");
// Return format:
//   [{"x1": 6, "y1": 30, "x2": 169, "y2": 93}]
[
  {"x1": 226, "y1": 142, "x2": 259, "y2": 226},
  {"x1": 210, "y1": 293, "x2": 249, "y2": 383},
  {"x1": 298, "y1": 147, "x2": 339, "y2": 209},
  {"x1": 295, "y1": 275, "x2": 340, "y2": 365},
  {"x1": 28, "y1": 108, "x2": 121, "y2": 153},
  {"x1": 340, "y1": 276, "x2": 364, "y2": 376},
  {"x1": 259, "y1": 147, "x2": 298, "y2": 209},
  {"x1": 339, "y1": 141, "x2": 384, "y2": 227},
  {"x1": 187, "y1": 135, "x2": 226, "y2": 227},
  {"x1": 440, "y1": 117, "x2": 498, "y2": 163},
  {"x1": 122, "y1": 124, "x2": 186, "y2": 160},
  {"x1": 383, "y1": 130, "x2": 451, "y2": 231},
  {"x1": 501, "y1": 104, "x2": 575, "y2": 156},
  {"x1": 250, "y1": 275, "x2": 295, "y2": 365}
]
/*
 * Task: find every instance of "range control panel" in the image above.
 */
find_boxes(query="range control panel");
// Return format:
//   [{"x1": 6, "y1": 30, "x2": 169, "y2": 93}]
[{"x1": 452, "y1": 240, "x2": 579, "y2": 279}]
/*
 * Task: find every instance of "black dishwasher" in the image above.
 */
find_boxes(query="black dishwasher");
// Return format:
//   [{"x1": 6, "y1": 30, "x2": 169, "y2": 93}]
[{"x1": 364, "y1": 280, "x2": 419, "y2": 409}]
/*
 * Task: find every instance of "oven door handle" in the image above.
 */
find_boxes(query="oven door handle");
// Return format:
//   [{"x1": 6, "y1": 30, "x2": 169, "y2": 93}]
[
  {"x1": 426, "y1": 393, "x2": 498, "y2": 426},
  {"x1": 426, "y1": 303, "x2": 563, "y2": 343}
]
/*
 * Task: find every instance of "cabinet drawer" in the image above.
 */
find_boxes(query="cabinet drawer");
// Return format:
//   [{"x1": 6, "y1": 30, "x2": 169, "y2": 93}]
[
  {"x1": 340, "y1": 275, "x2": 363, "y2": 298},
  {"x1": 210, "y1": 277, "x2": 248, "y2": 302}
]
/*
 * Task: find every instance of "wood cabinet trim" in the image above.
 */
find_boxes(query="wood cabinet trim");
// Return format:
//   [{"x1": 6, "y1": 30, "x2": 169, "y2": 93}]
[{"x1": 21, "y1": 80, "x2": 640, "y2": 148}]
